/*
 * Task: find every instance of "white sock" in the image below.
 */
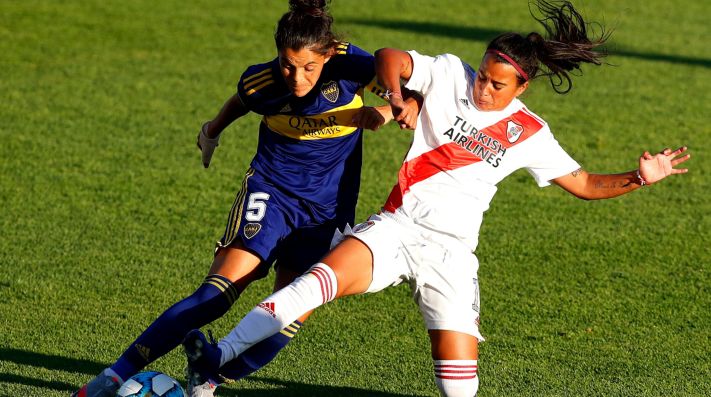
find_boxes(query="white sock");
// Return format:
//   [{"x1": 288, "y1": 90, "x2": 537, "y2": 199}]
[
  {"x1": 434, "y1": 360, "x2": 479, "y2": 397},
  {"x1": 217, "y1": 263, "x2": 337, "y2": 366}
]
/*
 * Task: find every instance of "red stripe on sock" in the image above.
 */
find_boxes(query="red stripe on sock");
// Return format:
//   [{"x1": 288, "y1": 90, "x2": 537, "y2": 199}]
[
  {"x1": 310, "y1": 269, "x2": 327, "y2": 304},
  {"x1": 312, "y1": 266, "x2": 334, "y2": 302},
  {"x1": 314, "y1": 267, "x2": 335, "y2": 303},
  {"x1": 435, "y1": 365, "x2": 478, "y2": 369},
  {"x1": 436, "y1": 369, "x2": 478, "y2": 374},
  {"x1": 435, "y1": 374, "x2": 478, "y2": 380}
]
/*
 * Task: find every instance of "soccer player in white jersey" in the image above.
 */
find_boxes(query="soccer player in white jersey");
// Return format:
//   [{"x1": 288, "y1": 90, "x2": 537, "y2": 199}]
[{"x1": 183, "y1": 1, "x2": 691, "y2": 396}]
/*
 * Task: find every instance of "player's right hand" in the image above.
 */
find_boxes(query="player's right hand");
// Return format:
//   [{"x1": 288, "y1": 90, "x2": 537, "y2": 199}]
[{"x1": 197, "y1": 122, "x2": 220, "y2": 168}]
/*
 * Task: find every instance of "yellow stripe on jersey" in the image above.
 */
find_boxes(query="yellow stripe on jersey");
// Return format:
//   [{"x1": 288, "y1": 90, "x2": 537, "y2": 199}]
[
  {"x1": 222, "y1": 168, "x2": 255, "y2": 246},
  {"x1": 365, "y1": 76, "x2": 389, "y2": 100},
  {"x1": 262, "y1": 90, "x2": 364, "y2": 140},
  {"x1": 245, "y1": 79, "x2": 275, "y2": 96},
  {"x1": 242, "y1": 68, "x2": 271, "y2": 84},
  {"x1": 335, "y1": 42, "x2": 349, "y2": 55},
  {"x1": 244, "y1": 73, "x2": 273, "y2": 90}
]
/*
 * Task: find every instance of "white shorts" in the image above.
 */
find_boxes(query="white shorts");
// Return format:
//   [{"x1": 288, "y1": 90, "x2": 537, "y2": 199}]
[{"x1": 345, "y1": 212, "x2": 484, "y2": 341}]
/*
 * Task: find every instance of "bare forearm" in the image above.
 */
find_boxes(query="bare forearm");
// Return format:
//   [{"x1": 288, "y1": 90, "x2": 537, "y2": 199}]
[
  {"x1": 582, "y1": 171, "x2": 643, "y2": 200},
  {"x1": 206, "y1": 93, "x2": 249, "y2": 138},
  {"x1": 554, "y1": 147, "x2": 690, "y2": 200},
  {"x1": 554, "y1": 168, "x2": 644, "y2": 200}
]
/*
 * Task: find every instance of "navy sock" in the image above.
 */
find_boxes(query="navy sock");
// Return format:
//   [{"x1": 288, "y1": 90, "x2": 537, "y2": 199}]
[
  {"x1": 111, "y1": 275, "x2": 239, "y2": 381},
  {"x1": 219, "y1": 320, "x2": 302, "y2": 381}
]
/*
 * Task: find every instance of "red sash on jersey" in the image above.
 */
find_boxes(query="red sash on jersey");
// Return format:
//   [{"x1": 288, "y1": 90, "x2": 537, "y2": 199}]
[{"x1": 383, "y1": 108, "x2": 544, "y2": 212}]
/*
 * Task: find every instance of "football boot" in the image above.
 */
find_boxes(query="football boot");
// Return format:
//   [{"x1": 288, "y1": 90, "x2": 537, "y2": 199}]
[{"x1": 71, "y1": 368, "x2": 122, "y2": 397}]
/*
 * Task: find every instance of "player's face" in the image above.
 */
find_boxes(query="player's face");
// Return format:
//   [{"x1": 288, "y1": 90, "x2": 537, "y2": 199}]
[
  {"x1": 278, "y1": 47, "x2": 331, "y2": 97},
  {"x1": 473, "y1": 53, "x2": 528, "y2": 111}
]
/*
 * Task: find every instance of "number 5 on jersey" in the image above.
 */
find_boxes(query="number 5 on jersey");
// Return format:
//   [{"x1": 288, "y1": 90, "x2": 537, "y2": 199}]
[{"x1": 245, "y1": 192, "x2": 271, "y2": 222}]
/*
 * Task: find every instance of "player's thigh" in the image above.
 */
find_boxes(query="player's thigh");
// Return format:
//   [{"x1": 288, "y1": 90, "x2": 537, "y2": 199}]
[
  {"x1": 217, "y1": 169, "x2": 292, "y2": 262},
  {"x1": 212, "y1": 169, "x2": 295, "y2": 288},
  {"x1": 428, "y1": 329, "x2": 479, "y2": 360},
  {"x1": 321, "y1": 237, "x2": 374, "y2": 297},
  {"x1": 415, "y1": 242, "x2": 484, "y2": 342}
]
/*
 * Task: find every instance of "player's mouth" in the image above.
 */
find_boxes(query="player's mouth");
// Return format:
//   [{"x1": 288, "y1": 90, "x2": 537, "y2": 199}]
[
  {"x1": 290, "y1": 85, "x2": 310, "y2": 96},
  {"x1": 475, "y1": 99, "x2": 491, "y2": 109}
]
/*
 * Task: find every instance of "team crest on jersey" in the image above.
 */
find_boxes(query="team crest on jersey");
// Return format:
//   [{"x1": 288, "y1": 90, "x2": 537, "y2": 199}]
[
  {"x1": 321, "y1": 80, "x2": 339, "y2": 103},
  {"x1": 244, "y1": 223, "x2": 262, "y2": 239},
  {"x1": 506, "y1": 120, "x2": 524, "y2": 143},
  {"x1": 352, "y1": 220, "x2": 375, "y2": 233}
]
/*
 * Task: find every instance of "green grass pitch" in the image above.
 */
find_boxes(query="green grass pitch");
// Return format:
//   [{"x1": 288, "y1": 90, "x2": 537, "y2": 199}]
[{"x1": 1, "y1": 0, "x2": 709, "y2": 396}]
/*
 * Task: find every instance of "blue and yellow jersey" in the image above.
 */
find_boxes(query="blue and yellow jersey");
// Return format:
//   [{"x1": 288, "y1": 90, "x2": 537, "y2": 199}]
[{"x1": 236, "y1": 43, "x2": 383, "y2": 221}]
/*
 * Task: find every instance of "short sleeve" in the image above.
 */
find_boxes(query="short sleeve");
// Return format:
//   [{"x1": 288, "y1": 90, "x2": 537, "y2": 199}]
[
  {"x1": 404, "y1": 51, "x2": 462, "y2": 96},
  {"x1": 524, "y1": 127, "x2": 581, "y2": 187},
  {"x1": 236, "y1": 61, "x2": 279, "y2": 113}
]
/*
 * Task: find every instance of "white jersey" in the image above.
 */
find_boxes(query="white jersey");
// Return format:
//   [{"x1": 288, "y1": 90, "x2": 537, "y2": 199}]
[{"x1": 383, "y1": 51, "x2": 580, "y2": 250}]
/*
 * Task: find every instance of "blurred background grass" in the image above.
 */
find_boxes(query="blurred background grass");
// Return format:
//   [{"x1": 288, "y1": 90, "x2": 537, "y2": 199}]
[{"x1": 0, "y1": 0, "x2": 709, "y2": 396}]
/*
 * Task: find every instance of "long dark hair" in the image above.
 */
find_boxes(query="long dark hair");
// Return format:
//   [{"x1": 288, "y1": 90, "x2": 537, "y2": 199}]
[
  {"x1": 487, "y1": 0, "x2": 610, "y2": 94},
  {"x1": 274, "y1": 0, "x2": 341, "y2": 55}
]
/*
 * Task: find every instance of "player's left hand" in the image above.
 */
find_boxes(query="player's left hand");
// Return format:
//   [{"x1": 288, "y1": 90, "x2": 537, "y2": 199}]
[
  {"x1": 197, "y1": 122, "x2": 220, "y2": 168},
  {"x1": 638, "y1": 146, "x2": 690, "y2": 184},
  {"x1": 390, "y1": 95, "x2": 417, "y2": 130},
  {"x1": 352, "y1": 106, "x2": 391, "y2": 131}
]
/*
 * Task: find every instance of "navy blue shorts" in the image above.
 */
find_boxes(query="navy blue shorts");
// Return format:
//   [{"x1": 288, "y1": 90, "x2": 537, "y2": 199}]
[{"x1": 217, "y1": 168, "x2": 356, "y2": 273}]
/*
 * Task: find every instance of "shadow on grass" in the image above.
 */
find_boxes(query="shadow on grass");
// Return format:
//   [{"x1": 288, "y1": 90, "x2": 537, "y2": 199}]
[
  {"x1": 343, "y1": 18, "x2": 711, "y2": 69},
  {"x1": 0, "y1": 348, "x2": 422, "y2": 397},
  {"x1": 219, "y1": 377, "x2": 423, "y2": 397}
]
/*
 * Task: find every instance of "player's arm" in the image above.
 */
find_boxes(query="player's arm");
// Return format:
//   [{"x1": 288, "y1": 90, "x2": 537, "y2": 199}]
[
  {"x1": 374, "y1": 48, "x2": 417, "y2": 129},
  {"x1": 553, "y1": 147, "x2": 690, "y2": 200},
  {"x1": 198, "y1": 93, "x2": 250, "y2": 168},
  {"x1": 353, "y1": 88, "x2": 422, "y2": 131}
]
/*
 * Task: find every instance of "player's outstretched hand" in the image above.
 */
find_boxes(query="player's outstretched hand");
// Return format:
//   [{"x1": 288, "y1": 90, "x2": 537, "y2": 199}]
[
  {"x1": 352, "y1": 105, "x2": 391, "y2": 131},
  {"x1": 639, "y1": 146, "x2": 690, "y2": 185},
  {"x1": 197, "y1": 122, "x2": 220, "y2": 168}
]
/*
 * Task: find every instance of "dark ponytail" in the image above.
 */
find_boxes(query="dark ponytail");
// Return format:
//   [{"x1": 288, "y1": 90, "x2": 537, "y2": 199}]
[
  {"x1": 487, "y1": 0, "x2": 610, "y2": 94},
  {"x1": 274, "y1": 0, "x2": 341, "y2": 55}
]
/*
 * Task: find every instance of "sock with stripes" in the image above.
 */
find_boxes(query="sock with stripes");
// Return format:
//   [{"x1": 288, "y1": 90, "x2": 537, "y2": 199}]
[
  {"x1": 434, "y1": 360, "x2": 479, "y2": 397},
  {"x1": 218, "y1": 320, "x2": 302, "y2": 381},
  {"x1": 218, "y1": 263, "x2": 337, "y2": 366},
  {"x1": 110, "y1": 275, "x2": 239, "y2": 381}
]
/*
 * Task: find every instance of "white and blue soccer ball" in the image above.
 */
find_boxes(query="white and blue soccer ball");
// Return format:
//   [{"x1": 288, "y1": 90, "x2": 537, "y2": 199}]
[{"x1": 116, "y1": 371, "x2": 186, "y2": 397}]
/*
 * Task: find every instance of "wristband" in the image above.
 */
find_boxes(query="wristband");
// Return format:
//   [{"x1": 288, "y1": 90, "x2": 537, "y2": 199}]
[
  {"x1": 635, "y1": 169, "x2": 647, "y2": 186},
  {"x1": 384, "y1": 90, "x2": 402, "y2": 101}
]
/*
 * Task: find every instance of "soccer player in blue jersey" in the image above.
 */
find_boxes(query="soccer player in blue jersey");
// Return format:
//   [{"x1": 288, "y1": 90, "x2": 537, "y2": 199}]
[{"x1": 71, "y1": 1, "x2": 418, "y2": 396}]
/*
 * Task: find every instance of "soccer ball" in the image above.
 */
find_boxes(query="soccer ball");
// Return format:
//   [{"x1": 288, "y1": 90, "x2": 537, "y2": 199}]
[{"x1": 116, "y1": 371, "x2": 186, "y2": 397}]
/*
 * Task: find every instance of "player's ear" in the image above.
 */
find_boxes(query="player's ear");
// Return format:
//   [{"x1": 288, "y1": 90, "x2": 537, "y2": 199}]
[
  {"x1": 322, "y1": 46, "x2": 339, "y2": 64},
  {"x1": 514, "y1": 81, "x2": 529, "y2": 97}
]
